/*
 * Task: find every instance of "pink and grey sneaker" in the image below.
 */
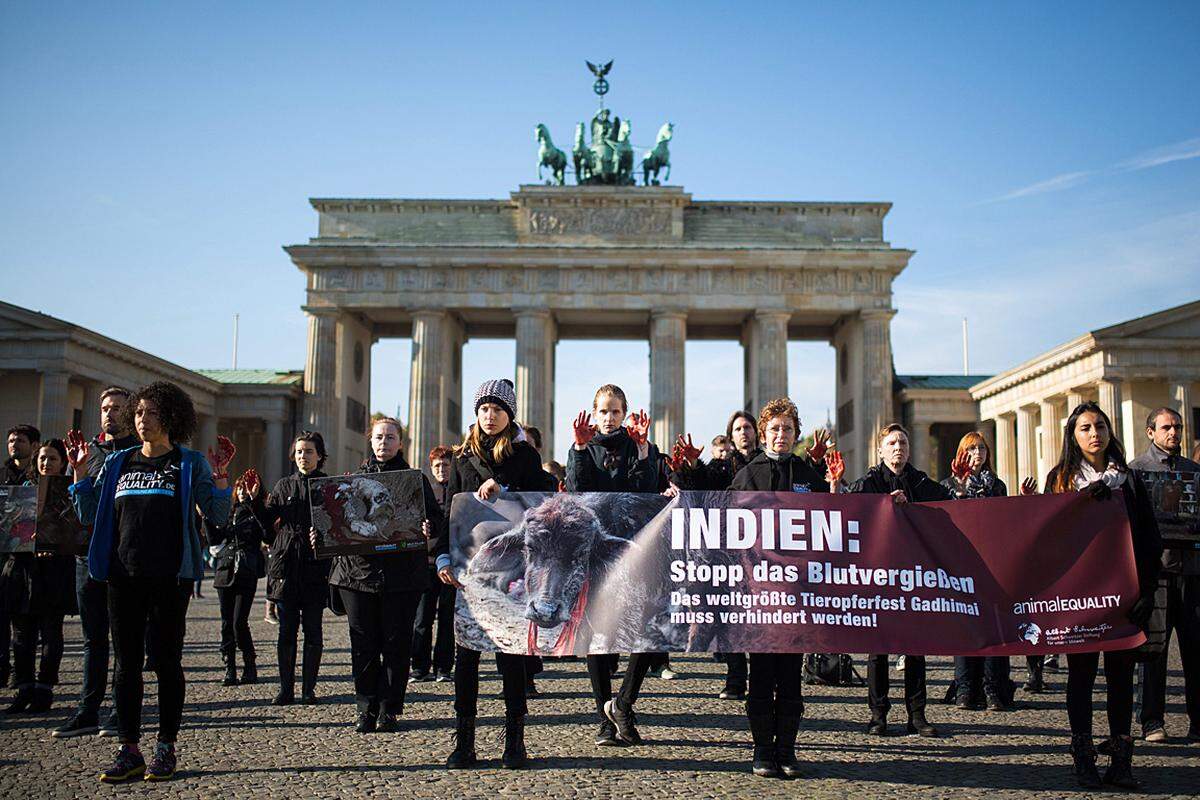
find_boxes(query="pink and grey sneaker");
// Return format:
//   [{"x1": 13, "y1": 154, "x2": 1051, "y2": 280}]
[
  {"x1": 144, "y1": 742, "x2": 177, "y2": 782},
  {"x1": 98, "y1": 744, "x2": 145, "y2": 783}
]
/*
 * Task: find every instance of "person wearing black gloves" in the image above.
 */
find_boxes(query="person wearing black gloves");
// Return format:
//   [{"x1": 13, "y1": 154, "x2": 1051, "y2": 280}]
[
  {"x1": 208, "y1": 469, "x2": 268, "y2": 687},
  {"x1": 438, "y1": 378, "x2": 556, "y2": 769},
  {"x1": 2, "y1": 439, "x2": 77, "y2": 715},
  {"x1": 849, "y1": 423, "x2": 953, "y2": 739},
  {"x1": 323, "y1": 417, "x2": 441, "y2": 734},
  {"x1": 68, "y1": 381, "x2": 234, "y2": 783},
  {"x1": 729, "y1": 398, "x2": 842, "y2": 780},
  {"x1": 1047, "y1": 402, "x2": 1162, "y2": 791},
  {"x1": 262, "y1": 432, "x2": 329, "y2": 707},
  {"x1": 567, "y1": 384, "x2": 666, "y2": 748}
]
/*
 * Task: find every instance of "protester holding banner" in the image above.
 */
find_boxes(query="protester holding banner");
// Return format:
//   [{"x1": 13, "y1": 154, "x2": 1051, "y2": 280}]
[
  {"x1": 728, "y1": 397, "x2": 841, "y2": 779},
  {"x1": 322, "y1": 417, "x2": 441, "y2": 734},
  {"x1": 1128, "y1": 407, "x2": 1200, "y2": 743},
  {"x1": 1, "y1": 424, "x2": 40, "y2": 694},
  {"x1": 566, "y1": 383, "x2": 666, "y2": 748},
  {"x1": 437, "y1": 378, "x2": 556, "y2": 769},
  {"x1": 940, "y1": 432, "x2": 1032, "y2": 712},
  {"x1": 262, "y1": 432, "x2": 329, "y2": 707},
  {"x1": 2, "y1": 438, "x2": 77, "y2": 714},
  {"x1": 848, "y1": 422, "x2": 953, "y2": 738},
  {"x1": 207, "y1": 469, "x2": 267, "y2": 688},
  {"x1": 1046, "y1": 402, "x2": 1161, "y2": 790},
  {"x1": 67, "y1": 380, "x2": 234, "y2": 783},
  {"x1": 410, "y1": 445, "x2": 456, "y2": 684}
]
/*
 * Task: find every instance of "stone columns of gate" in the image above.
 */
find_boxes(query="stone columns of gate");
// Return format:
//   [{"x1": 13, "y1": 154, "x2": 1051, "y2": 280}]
[
  {"x1": 408, "y1": 310, "x2": 449, "y2": 471},
  {"x1": 1016, "y1": 405, "x2": 1039, "y2": 488},
  {"x1": 265, "y1": 418, "x2": 285, "y2": 487},
  {"x1": 38, "y1": 370, "x2": 71, "y2": 438},
  {"x1": 1170, "y1": 378, "x2": 1195, "y2": 454},
  {"x1": 743, "y1": 310, "x2": 790, "y2": 416},
  {"x1": 650, "y1": 310, "x2": 687, "y2": 452},
  {"x1": 1038, "y1": 399, "x2": 1062, "y2": 487},
  {"x1": 909, "y1": 421, "x2": 934, "y2": 475},
  {"x1": 860, "y1": 309, "x2": 897, "y2": 461},
  {"x1": 515, "y1": 309, "x2": 556, "y2": 458},
  {"x1": 303, "y1": 307, "x2": 341, "y2": 466},
  {"x1": 1097, "y1": 378, "x2": 1124, "y2": 450},
  {"x1": 993, "y1": 413, "x2": 1017, "y2": 491}
]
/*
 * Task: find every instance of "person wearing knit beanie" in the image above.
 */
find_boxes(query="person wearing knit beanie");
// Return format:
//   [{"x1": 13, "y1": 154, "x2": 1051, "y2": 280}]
[{"x1": 474, "y1": 379, "x2": 517, "y2": 422}]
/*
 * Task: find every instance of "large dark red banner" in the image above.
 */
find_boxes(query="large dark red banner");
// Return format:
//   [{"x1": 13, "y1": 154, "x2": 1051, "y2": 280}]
[{"x1": 449, "y1": 490, "x2": 1144, "y2": 656}]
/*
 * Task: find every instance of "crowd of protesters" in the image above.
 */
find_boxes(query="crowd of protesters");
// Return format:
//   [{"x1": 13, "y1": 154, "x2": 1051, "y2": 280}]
[{"x1": 3, "y1": 375, "x2": 1198, "y2": 791}]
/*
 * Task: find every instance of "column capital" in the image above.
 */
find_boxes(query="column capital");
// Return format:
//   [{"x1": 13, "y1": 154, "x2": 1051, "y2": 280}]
[
  {"x1": 860, "y1": 307, "x2": 898, "y2": 321},
  {"x1": 513, "y1": 307, "x2": 554, "y2": 320},
  {"x1": 651, "y1": 308, "x2": 689, "y2": 322},
  {"x1": 411, "y1": 307, "x2": 450, "y2": 320},
  {"x1": 301, "y1": 305, "x2": 341, "y2": 318},
  {"x1": 753, "y1": 309, "x2": 792, "y2": 323}
]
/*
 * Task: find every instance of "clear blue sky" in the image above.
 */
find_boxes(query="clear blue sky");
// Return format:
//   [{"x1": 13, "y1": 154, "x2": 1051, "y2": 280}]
[{"x1": 3, "y1": 2, "x2": 1198, "y2": 463}]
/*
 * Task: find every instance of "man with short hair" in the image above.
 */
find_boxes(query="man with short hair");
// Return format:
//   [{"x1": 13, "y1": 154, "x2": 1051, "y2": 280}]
[
  {"x1": 710, "y1": 435, "x2": 733, "y2": 461},
  {"x1": 2, "y1": 424, "x2": 40, "y2": 688},
  {"x1": 53, "y1": 387, "x2": 138, "y2": 738},
  {"x1": 1129, "y1": 407, "x2": 1200, "y2": 743}
]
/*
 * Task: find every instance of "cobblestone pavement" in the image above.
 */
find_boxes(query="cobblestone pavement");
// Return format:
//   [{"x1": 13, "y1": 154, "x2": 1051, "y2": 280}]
[{"x1": 2, "y1": 582, "x2": 1197, "y2": 799}]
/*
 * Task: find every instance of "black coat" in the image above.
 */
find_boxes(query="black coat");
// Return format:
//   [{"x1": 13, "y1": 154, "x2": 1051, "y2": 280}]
[
  {"x1": 262, "y1": 470, "x2": 329, "y2": 604},
  {"x1": 207, "y1": 499, "x2": 268, "y2": 590},
  {"x1": 730, "y1": 451, "x2": 830, "y2": 493},
  {"x1": 1, "y1": 552, "x2": 77, "y2": 616},
  {"x1": 327, "y1": 454, "x2": 442, "y2": 595},
  {"x1": 939, "y1": 471, "x2": 1009, "y2": 499},
  {"x1": 566, "y1": 428, "x2": 666, "y2": 493},
  {"x1": 1046, "y1": 466, "x2": 1163, "y2": 602},
  {"x1": 849, "y1": 462, "x2": 955, "y2": 502},
  {"x1": 436, "y1": 440, "x2": 556, "y2": 561},
  {"x1": 2, "y1": 457, "x2": 32, "y2": 487},
  {"x1": 670, "y1": 447, "x2": 762, "y2": 490},
  {"x1": 86, "y1": 433, "x2": 140, "y2": 481}
]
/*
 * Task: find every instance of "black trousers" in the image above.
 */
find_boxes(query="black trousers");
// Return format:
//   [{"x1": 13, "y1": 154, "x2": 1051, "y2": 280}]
[
  {"x1": 75, "y1": 559, "x2": 114, "y2": 720},
  {"x1": 454, "y1": 646, "x2": 527, "y2": 718},
  {"x1": 1138, "y1": 574, "x2": 1200, "y2": 730},
  {"x1": 339, "y1": 588, "x2": 419, "y2": 714},
  {"x1": 276, "y1": 594, "x2": 324, "y2": 658},
  {"x1": 411, "y1": 568, "x2": 455, "y2": 674},
  {"x1": 108, "y1": 576, "x2": 191, "y2": 744},
  {"x1": 867, "y1": 654, "x2": 926, "y2": 717},
  {"x1": 11, "y1": 611, "x2": 65, "y2": 687},
  {"x1": 587, "y1": 652, "x2": 651, "y2": 715},
  {"x1": 1067, "y1": 650, "x2": 1136, "y2": 738},
  {"x1": 747, "y1": 653, "x2": 804, "y2": 715},
  {"x1": 724, "y1": 652, "x2": 748, "y2": 692},
  {"x1": 216, "y1": 585, "x2": 256, "y2": 660}
]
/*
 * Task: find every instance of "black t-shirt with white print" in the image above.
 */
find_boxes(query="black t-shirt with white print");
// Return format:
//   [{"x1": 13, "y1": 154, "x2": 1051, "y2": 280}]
[{"x1": 112, "y1": 446, "x2": 183, "y2": 578}]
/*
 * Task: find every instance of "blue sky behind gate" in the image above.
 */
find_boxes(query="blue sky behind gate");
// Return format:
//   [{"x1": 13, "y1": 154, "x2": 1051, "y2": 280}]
[{"x1": 2, "y1": 2, "x2": 1198, "y2": 463}]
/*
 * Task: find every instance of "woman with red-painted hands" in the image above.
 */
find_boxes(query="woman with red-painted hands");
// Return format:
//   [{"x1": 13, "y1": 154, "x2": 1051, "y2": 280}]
[
  {"x1": 728, "y1": 398, "x2": 839, "y2": 781},
  {"x1": 69, "y1": 381, "x2": 233, "y2": 784},
  {"x1": 848, "y1": 423, "x2": 953, "y2": 741},
  {"x1": 567, "y1": 384, "x2": 667, "y2": 749},
  {"x1": 1047, "y1": 402, "x2": 1161, "y2": 791},
  {"x1": 438, "y1": 379, "x2": 555, "y2": 770}
]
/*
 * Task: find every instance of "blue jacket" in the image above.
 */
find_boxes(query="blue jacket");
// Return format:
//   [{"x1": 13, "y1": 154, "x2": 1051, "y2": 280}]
[{"x1": 70, "y1": 445, "x2": 232, "y2": 582}]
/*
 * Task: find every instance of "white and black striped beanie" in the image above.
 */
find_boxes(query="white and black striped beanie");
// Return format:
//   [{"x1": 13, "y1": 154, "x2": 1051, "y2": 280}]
[{"x1": 473, "y1": 378, "x2": 517, "y2": 422}]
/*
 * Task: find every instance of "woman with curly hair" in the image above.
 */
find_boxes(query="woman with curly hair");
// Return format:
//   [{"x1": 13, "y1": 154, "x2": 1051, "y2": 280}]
[{"x1": 68, "y1": 381, "x2": 235, "y2": 783}]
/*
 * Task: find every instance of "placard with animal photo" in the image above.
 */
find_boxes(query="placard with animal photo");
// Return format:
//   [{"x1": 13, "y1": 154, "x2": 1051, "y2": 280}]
[
  {"x1": 1136, "y1": 469, "x2": 1200, "y2": 548},
  {"x1": 308, "y1": 469, "x2": 426, "y2": 557},
  {"x1": 0, "y1": 484, "x2": 37, "y2": 554},
  {"x1": 36, "y1": 475, "x2": 88, "y2": 556}
]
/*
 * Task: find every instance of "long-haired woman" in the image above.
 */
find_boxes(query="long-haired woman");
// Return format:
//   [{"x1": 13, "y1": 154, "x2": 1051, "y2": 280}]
[{"x1": 1047, "y1": 402, "x2": 1161, "y2": 790}]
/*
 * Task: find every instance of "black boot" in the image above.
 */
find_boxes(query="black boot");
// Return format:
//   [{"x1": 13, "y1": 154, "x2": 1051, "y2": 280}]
[
  {"x1": 747, "y1": 699, "x2": 779, "y2": 778},
  {"x1": 300, "y1": 643, "x2": 321, "y2": 704},
  {"x1": 28, "y1": 683, "x2": 53, "y2": 713},
  {"x1": 1070, "y1": 734, "x2": 1102, "y2": 789},
  {"x1": 867, "y1": 709, "x2": 888, "y2": 736},
  {"x1": 446, "y1": 716, "x2": 478, "y2": 768},
  {"x1": 1102, "y1": 734, "x2": 1139, "y2": 791},
  {"x1": 241, "y1": 654, "x2": 258, "y2": 685},
  {"x1": 356, "y1": 711, "x2": 377, "y2": 733},
  {"x1": 775, "y1": 700, "x2": 804, "y2": 779},
  {"x1": 273, "y1": 642, "x2": 296, "y2": 705},
  {"x1": 502, "y1": 714, "x2": 528, "y2": 769},
  {"x1": 222, "y1": 649, "x2": 239, "y2": 687},
  {"x1": 3, "y1": 684, "x2": 34, "y2": 715},
  {"x1": 907, "y1": 711, "x2": 938, "y2": 737}
]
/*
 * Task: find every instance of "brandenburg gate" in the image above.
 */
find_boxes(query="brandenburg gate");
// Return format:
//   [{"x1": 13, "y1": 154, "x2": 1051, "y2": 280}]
[{"x1": 286, "y1": 184, "x2": 912, "y2": 476}]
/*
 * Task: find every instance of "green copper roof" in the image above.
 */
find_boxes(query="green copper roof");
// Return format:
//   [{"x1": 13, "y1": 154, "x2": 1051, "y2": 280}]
[
  {"x1": 196, "y1": 369, "x2": 303, "y2": 386},
  {"x1": 895, "y1": 374, "x2": 992, "y2": 391}
]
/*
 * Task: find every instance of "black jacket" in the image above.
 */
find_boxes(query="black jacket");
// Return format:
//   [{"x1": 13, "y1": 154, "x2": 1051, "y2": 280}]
[
  {"x1": 1, "y1": 552, "x2": 77, "y2": 616},
  {"x1": 262, "y1": 470, "x2": 329, "y2": 604},
  {"x1": 566, "y1": 428, "x2": 666, "y2": 493},
  {"x1": 207, "y1": 499, "x2": 268, "y2": 590},
  {"x1": 730, "y1": 451, "x2": 830, "y2": 493},
  {"x1": 86, "y1": 433, "x2": 140, "y2": 481},
  {"x1": 671, "y1": 447, "x2": 763, "y2": 490},
  {"x1": 2, "y1": 457, "x2": 32, "y2": 487},
  {"x1": 1128, "y1": 443, "x2": 1200, "y2": 575},
  {"x1": 849, "y1": 462, "x2": 955, "y2": 502},
  {"x1": 939, "y1": 471, "x2": 1009, "y2": 499},
  {"x1": 1046, "y1": 466, "x2": 1163, "y2": 602},
  {"x1": 327, "y1": 454, "x2": 442, "y2": 594},
  {"x1": 436, "y1": 440, "x2": 556, "y2": 561}
]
